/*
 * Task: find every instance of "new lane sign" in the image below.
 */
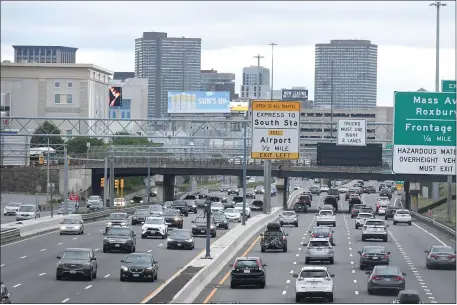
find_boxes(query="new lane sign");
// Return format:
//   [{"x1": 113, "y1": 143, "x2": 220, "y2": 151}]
[
  {"x1": 442, "y1": 80, "x2": 456, "y2": 93},
  {"x1": 337, "y1": 119, "x2": 367, "y2": 146},
  {"x1": 251, "y1": 101, "x2": 300, "y2": 160},
  {"x1": 392, "y1": 91, "x2": 456, "y2": 175}
]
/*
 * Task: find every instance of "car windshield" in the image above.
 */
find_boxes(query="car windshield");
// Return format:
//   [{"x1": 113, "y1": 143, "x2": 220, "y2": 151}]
[
  {"x1": 365, "y1": 247, "x2": 386, "y2": 254},
  {"x1": 109, "y1": 214, "x2": 126, "y2": 220},
  {"x1": 358, "y1": 214, "x2": 373, "y2": 219},
  {"x1": 173, "y1": 201, "x2": 185, "y2": 207},
  {"x1": 62, "y1": 251, "x2": 90, "y2": 260},
  {"x1": 253, "y1": 201, "x2": 263, "y2": 206},
  {"x1": 225, "y1": 208, "x2": 237, "y2": 214},
  {"x1": 184, "y1": 195, "x2": 196, "y2": 200},
  {"x1": 373, "y1": 267, "x2": 400, "y2": 276},
  {"x1": 399, "y1": 293, "x2": 421, "y2": 303},
  {"x1": 213, "y1": 214, "x2": 226, "y2": 221},
  {"x1": 195, "y1": 217, "x2": 209, "y2": 224},
  {"x1": 19, "y1": 205, "x2": 35, "y2": 212},
  {"x1": 235, "y1": 260, "x2": 258, "y2": 268},
  {"x1": 397, "y1": 210, "x2": 410, "y2": 215},
  {"x1": 88, "y1": 196, "x2": 100, "y2": 200},
  {"x1": 309, "y1": 241, "x2": 330, "y2": 247},
  {"x1": 132, "y1": 196, "x2": 143, "y2": 201},
  {"x1": 319, "y1": 211, "x2": 333, "y2": 216},
  {"x1": 135, "y1": 210, "x2": 150, "y2": 216},
  {"x1": 107, "y1": 227, "x2": 131, "y2": 236},
  {"x1": 235, "y1": 203, "x2": 244, "y2": 208},
  {"x1": 229, "y1": 185, "x2": 237, "y2": 189},
  {"x1": 246, "y1": 188, "x2": 254, "y2": 193},
  {"x1": 312, "y1": 227, "x2": 331, "y2": 233},
  {"x1": 164, "y1": 210, "x2": 180, "y2": 216},
  {"x1": 256, "y1": 186, "x2": 264, "y2": 190},
  {"x1": 233, "y1": 197, "x2": 243, "y2": 203},
  {"x1": 299, "y1": 270, "x2": 328, "y2": 278},
  {"x1": 431, "y1": 246, "x2": 454, "y2": 254},
  {"x1": 145, "y1": 218, "x2": 164, "y2": 225},
  {"x1": 170, "y1": 230, "x2": 192, "y2": 239},
  {"x1": 365, "y1": 221, "x2": 384, "y2": 226},
  {"x1": 125, "y1": 255, "x2": 151, "y2": 264},
  {"x1": 7, "y1": 203, "x2": 21, "y2": 207},
  {"x1": 62, "y1": 218, "x2": 79, "y2": 224},
  {"x1": 149, "y1": 205, "x2": 163, "y2": 211},
  {"x1": 353, "y1": 205, "x2": 364, "y2": 209},
  {"x1": 282, "y1": 212, "x2": 295, "y2": 216},
  {"x1": 212, "y1": 203, "x2": 223, "y2": 208}
]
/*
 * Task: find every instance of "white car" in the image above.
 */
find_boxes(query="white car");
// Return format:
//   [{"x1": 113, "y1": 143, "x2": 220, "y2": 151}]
[
  {"x1": 16, "y1": 204, "x2": 40, "y2": 221},
  {"x1": 249, "y1": 177, "x2": 256, "y2": 183},
  {"x1": 224, "y1": 208, "x2": 242, "y2": 222},
  {"x1": 316, "y1": 210, "x2": 336, "y2": 227},
  {"x1": 141, "y1": 217, "x2": 168, "y2": 239},
  {"x1": 355, "y1": 213, "x2": 375, "y2": 229},
  {"x1": 3, "y1": 202, "x2": 22, "y2": 215},
  {"x1": 87, "y1": 195, "x2": 102, "y2": 208},
  {"x1": 338, "y1": 187, "x2": 348, "y2": 193},
  {"x1": 59, "y1": 216, "x2": 84, "y2": 235},
  {"x1": 293, "y1": 266, "x2": 334, "y2": 303},
  {"x1": 210, "y1": 202, "x2": 225, "y2": 213},
  {"x1": 377, "y1": 196, "x2": 390, "y2": 205},
  {"x1": 234, "y1": 203, "x2": 251, "y2": 218},
  {"x1": 393, "y1": 209, "x2": 412, "y2": 226},
  {"x1": 362, "y1": 219, "x2": 388, "y2": 242},
  {"x1": 113, "y1": 198, "x2": 126, "y2": 208},
  {"x1": 320, "y1": 186, "x2": 329, "y2": 193},
  {"x1": 377, "y1": 202, "x2": 389, "y2": 215}
]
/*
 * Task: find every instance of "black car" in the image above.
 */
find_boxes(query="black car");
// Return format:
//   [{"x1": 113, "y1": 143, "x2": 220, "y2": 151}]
[
  {"x1": 56, "y1": 248, "x2": 98, "y2": 281},
  {"x1": 212, "y1": 212, "x2": 229, "y2": 229},
  {"x1": 103, "y1": 226, "x2": 137, "y2": 253},
  {"x1": 309, "y1": 186, "x2": 320, "y2": 195},
  {"x1": 131, "y1": 196, "x2": 144, "y2": 204},
  {"x1": 378, "y1": 183, "x2": 386, "y2": 192},
  {"x1": 298, "y1": 195, "x2": 312, "y2": 207},
  {"x1": 192, "y1": 216, "x2": 217, "y2": 237},
  {"x1": 358, "y1": 246, "x2": 390, "y2": 270},
  {"x1": 393, "y1": 290, "x2": 422, "y2": 304},
  {"x1": 260, "y1": 223, "x2": 288, "y2": 252},
  {"x1": 220, "y1": 184, "x2": 230, "y2": 192},
  {"x1": 245, "y1": 188, "x2": 256, "y2": 199},
  {"x1": 172, "y1": 201, "x2": 189, "y2": 216},
  {"x1": 228, "y1": 185, "x2": 239, "y2": 195},
  {"x1": 362, "y1": 186, "x2": 376, "y2": 194},
  {"x1": 167, "y1": 229, "x2": 195, "y2": 250},
  {"x1": 309, "y1": 226, "x2": 334, "y2": 246},
  {"x1": 148, "y1": 204, "x2": 164, "y2": 217},
  {"x1": 251, "y1": 200, "x2": 264, "y2": 211},
  {"x1": 380, "y1": 189, "x2": 392, "y2": 200},
  {"x1": 198, "y1": 188, "x2": 209, "y2": 199},
  {"x1": 293, "y1": 202, "x2": 307, "y2": 213},
  {"x1": 182, "y1": 195, "x2": 198, "y2": 213},
  {"x1": 385, "y1": 207, "x2": 398, "y2": 220},
  {"x1": 232, "y1": 196, "x2": 243, "y2": 205},
  {"x1": 120, "y1": 253, "x2": 158, "y2": 282},
  {"x1": 208, "y1": 192, "x2": 228, "y2": 204},
  {"x1": 230, "y1": 256, "x2": 267, "y2": 288},
  {"x1": 324, "y1": 195, "x2": 338, "y2": 211},
  {"x1": 328, "y1": 188, "x2": 340, "y2": 197},
  {"x1": 163, "y1": 209, "x2": 184, "y2": 229},
  {"x1": 131, "y1": 209, "x2": 150, "y2": 225}
]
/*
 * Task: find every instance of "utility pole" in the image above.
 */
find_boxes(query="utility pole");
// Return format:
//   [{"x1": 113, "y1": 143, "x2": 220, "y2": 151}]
[
  {"x1": 147, "y1": 156, "x2": 151, "y2": 204},
  {"x1": 330, "y1": 59, "x2": 335, "y2": 138},
  {"x1": 430, "y1": 1, "x2": 447, "y2": 203},
  {"x1": 103, "y1": 157, "x2": 108, "y2": 208},
  {"x1": 268, "y1": 43, "x2": 278, "y2": 100},
  {"x1": 46, "y1": 137, "x2": 50, "y2": 215},
  {"x1": 63, "y1": 146, "x2": 69, "y2": 214}
]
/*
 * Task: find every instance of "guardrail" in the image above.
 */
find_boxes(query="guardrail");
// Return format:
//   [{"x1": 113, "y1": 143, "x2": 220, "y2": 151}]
[
  {"x1": 410, "y1": 211, "x2": 456, "y2": 237},
  {"x1": 0, "y1": 228, "x2": 21, "y2": 245},
  {"x1": 80, "y1": 204, "x2": 151, "y2": 221}
]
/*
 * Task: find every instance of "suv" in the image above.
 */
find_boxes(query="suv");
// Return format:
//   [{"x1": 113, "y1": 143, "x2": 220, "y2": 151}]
[
  {"x1": 255, "y1": 185, "x2": 265, "y2": 194},
  {"x1": 393, "y1": 209, "x2": 412, "y2": 226},
  {"x1": 228, "y1": 185, "x2": 239, "y2": 195},
  {"x1": 16, "y1": 204, "x2": 40, "y2": 221},
  {"x1": 251, "y1": 200, "x2": 264, "y2": 211},
  {"x1": 141, "y1": 217, "x2": 168, "y2": 239},
  {"x1": 355, "y1": 213, "x2": 375, "y2": 229},
  {"x1": 131, "y1": 209, "x2": 150, "y2": 225},
  {"x1": 56, "y1": 248, "x2": 97, "y2": 281},
  {"x1": 163, "y1": 209, "x2": 184, "y2": 229},
  {"x1": 380, "y1": 188, "x2": 392, "y2": 200},
  {"x1": 230, "y1": 256, "x2": 267, "y2": 288},
  {"x1": 260, "y1": 223, "x2": 288, "y2": 252},
  {"x1": 393, "y1": 290, "x2": 422, "y2": 304},
  {"x1": 172, "y1": 201, "x2": 189, "y2": 216},
  {"x1": 105, "y1": 212, "x2": 129, "y2": 233},
  {"x1": 103, "y1": 226, "x2": 137, "y2": 253},
  {"x1": 385, "y1": 207, "x2": 398, "y2": 220},
  {"x1": 303, "y1": 238, "x2": 334, "y2": 264},
  {"x1": 191, "y1": 216, "x2": 217, "y2": 237},
  {"x1": 323, "y1": 195, "x2": 338, "y2": 211},
  {"x1": 279, "y1": 211, "x2": 298, "y2": 227},
  {"x1": 293, "y1": 266, "x2": 334, "y2": 302},
  {"x1": 316, "y1": 210, "x2": 336, "y2": 227},
  {"x1": 182, "y1": 195, "x2": 198, "y2": 213},
  {"x1": 362, "y1": 219, "x2": 388, "y2": 242},
  {"x1": 309, "y1": 186, "x2": 320, "y2": 195}
]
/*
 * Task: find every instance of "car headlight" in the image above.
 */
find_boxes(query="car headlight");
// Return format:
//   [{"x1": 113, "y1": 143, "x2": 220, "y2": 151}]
[
  {"x1": 192, "y1": 225, "x2": 197, "y2": 228},
  {"x1": 186, "y1": 239, "x2": 193, "y2": 242},
  {"x1": 167, "y1": 238, "x2": 173, "y2": 242},
  {"x1": 210, "y1": 225, "x2": 215, "y2": 229},
  {"x1": 146, "y1": 266, "x2": 153, "y2": 270},
  {"x1": 84, "y1": 263, "x2": 91, "y2": 267},
  {"x1": 120, "y1": 222, "x2": 127, "y2": 226},
  {"x1": 174, "y1": 217, "x2": 179, "y2": 221},
  {"x1": 106, "y1": 222, "x2": 112, "y2": 226},
  {"x1": 60, "y1": 226, "x2": 66, "y2": 230},
  {"x1": 121, "y1": 266, "x2": 128, "y2": 271}
]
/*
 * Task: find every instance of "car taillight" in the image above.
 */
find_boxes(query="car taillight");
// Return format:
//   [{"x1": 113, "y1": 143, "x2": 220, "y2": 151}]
[
  {"x1": 233, "y1": 261, "x2": 237, "y2": 269},
  {"x1": 362, "y1": 254, "x2": 367, "y2": 257},
  {"x1": 282, "y1": 236, "x2": 287, "y2": 240},
  {"x1": 256, "y1": 260, "x2": 262, "y2": 269},
  {"x1": 430, "y1": 254, "x2": 438, "y2": 259},
  {"x1": 311, "y1": 233, "x2": 316, "y2": 237},
  {"x1": 394, "y1": 276, "x2": 404, "y2": 281},
  {"x1": 383, "y1": 255, "x2": 389, "y2": 259},
  {"x1": 448, "y1": 255, "x2": 456, "y2": 259},
  {"x1": 371, "y1": 275, "x2": 381, "y2": 280},
  {"x1": 328, "y1": 234, "x2": 332, "y2": 237}
]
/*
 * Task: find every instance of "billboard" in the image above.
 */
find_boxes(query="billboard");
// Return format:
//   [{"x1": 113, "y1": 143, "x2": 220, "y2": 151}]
[
  {"x1": 109, "y1": 87, "x2": 122, "y2": 107},
  {"x1": 168, "y1": 91, "x2": 230, "y2": 114},
  {"x1": 230, "y1": 101, "x2": 249, "y2": 112},
  {"x1": 281, "y1": 89, "x2": 308, "y2": 101}
]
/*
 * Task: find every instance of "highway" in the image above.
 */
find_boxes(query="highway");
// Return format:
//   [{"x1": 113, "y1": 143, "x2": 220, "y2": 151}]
[
  {"x1": 0, "y1": 182, "x2": 293, "y2": 304},
  {"x1": 195, "y1": 182, "x2": 456, "y2": 304}
]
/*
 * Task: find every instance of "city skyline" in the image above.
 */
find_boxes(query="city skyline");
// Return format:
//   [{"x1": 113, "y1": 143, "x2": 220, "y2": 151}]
[{"x1": 1, "y1": 1, "x2": 455, "y2": 106}]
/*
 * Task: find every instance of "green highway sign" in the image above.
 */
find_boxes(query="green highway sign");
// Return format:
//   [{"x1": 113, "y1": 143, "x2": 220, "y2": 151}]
[
  {"x1": 386, "y1": 144, "x2": 393, "y2": 149},
  {"x1": 442, "y1": 80, "x2": 456, "y2": 93},
  {"x1": 392, "y1": 91, "x2": 456, "y2": 175}
]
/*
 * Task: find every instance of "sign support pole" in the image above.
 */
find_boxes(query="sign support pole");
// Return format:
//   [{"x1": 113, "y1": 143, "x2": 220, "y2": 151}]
[
  {"x1": 103, "y1": 157, "x2": 108, "y2": 208},
  {"x1": 263, "y1": 160, "x2": 271, "y2": 213}
]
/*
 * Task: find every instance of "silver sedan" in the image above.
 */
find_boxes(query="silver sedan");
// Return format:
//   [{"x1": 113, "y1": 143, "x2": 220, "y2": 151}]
[{"x1": 59, "y1": 217, "x2": 84, "y2": 235}]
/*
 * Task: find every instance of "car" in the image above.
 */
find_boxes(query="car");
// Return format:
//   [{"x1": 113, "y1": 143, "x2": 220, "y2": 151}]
[
  {"x1": 319, "y1": 186, "x2": 329, "y2": 194},
  {"x1": 105, "y1": 212, "x2": 129, "y2": 233},
  {"x1": 210, "y1": 202, "x2": 225, "y2": 213},
  {"x1": 255, "y1": 185, "x2": 265, "y2": 194},
  {"x1": 57, "y1": 201, "x2": 78, "y2": 215},
  {"x1": 148, "y1": 204, "x2": 164, "y2": 217},
  {"x1": 303, "y1": 238, "x2": 334, "y2": 264},
  {"x1": 392, "y1": 290, "x2": 422, "y2": 304},
  {"x1": 309, "y1": 186, "x2": 320, "y2": 195},
  {"x1": 380, "y1": 189, "x2": 392, "y2": 200},
  {"x1": 251, "y1": 199, "x2": 264, "y2": 211},
  {"x1": 293, "y1": 266, "x2": 334, "y2": 303},
  {"x1": 191, "y1": 216, "x2": 217, "y2": 237},
  {"x1": 149, "y1": 188, "x2": 158, "y2": 197},
  {"x1": 212, "y1": 212, "x2": 229, "y2": 229},
  {"x1": 362, "y1": 186, "x2": 376, "y2": 194},
  {"x1": 167, "y1": 229, "x2": 195, "y2": 249},
  {"x1": 299, "y1": 195, "x2": 312, "y2": 207},
  {"x1": 3, "y1": 202, "x2": 22, "y2": 215},
  {"x1": 249, "y1": 177, "x2": 256, "y2": 183},
  {"x1": 88, "y1": 200, "x2": 104, "y2": 211},
  {"x1": 195, "y1": 198, "x2": 207, "y2": 208},
  {"x1": 309, "y1": 227, "x2": 335, "y2": 246},
  {"x1": 224, "y1": 208, "x2": 242, "y2": 222},
  {"x1": 163, "y1": 209, "x2": 184, "y2": 229},
  {"x1": 141, "y1": 217, "x2": 168, "y2": 239},
  {"x1": 366, "y1": 266, "x2": 406, "y2": 295},
  {"x1": 103, "y1": 226, "x2": 136, "y2": 253},
  {"x1": 220, "y1": 184, "x2": 230, "y2": 192},
  {"x1": 425, "y1": 245, "x2": 456, "y2": 269},
  {"x1": 302, "y1": 191, "x2": 313, "y2": 200},
  {"x1": 271, "y1": 187, "x2": 277, "y2": 196},
  {"x1": 323, "y1": 195, "x2": 338, "y2": 211},
  {"x1": 163, "y1": 201, "x2": 174, "y2": 209},
  {"x1": 260, "y1": 222, "x2": 288, "y2": 252},
  {"x1": 15, "y1": 204, "x2": 40, "y2": 221},
  {"x1": 279, "y1": 211, "x2": 299, "y2": 227},
  {"x1": 113, "y1": 198, "x2": 126, "y2": 208},
  {"x1": 171, "y1": 200, "x2": 189, "y2": 216},
  {"x1": 338, "y1": 186, "x2": 348, "y2": 193},
  {"x1": 245, "y1": 188, "x2": 256, "y2": 199},
  {"x1": 316, "y1": 210, "x2": 336, "y2": 227},
  {"x1": 320, "y1": 204, "x2": 335, "y2": 212},
  {"x1": 198, "y1": 188, "x2": 209, "y2": 199},
  {"x1": 355, "y1": 213, "x2": 376, "y2": 229},
  {"x1": 86, "y1": 195, "x2": 102, "y2": 209},
  {"x1": 293, "y1": 202, "x2": 308, "y2": 213},
  {"x1": 327, "y1": 188, "x2": 340, "y2": 197},
  {"x1": 393, "y1": 209, "x2": 412, "y2": 226},
  {"x1": 56, "y1": 248, "x2": 97, "y2": 281},
  {"x1": 228, "y1": 185, "x2": 240, "y2": 195},
  {"x1": 130, "y1": 196, "x2": 144, "y2": 205},
  {"x1": 234, "y1": 202, "x2": 251, "y2": 218},
  {"x1": 377, "y1": 202, "x2": 389, "y2": 216},
  {"x1": 385, "y1": 207, "x2": 398, "y2": 220},
  {"x1": 59, "y1": 216, "x2": 84, "y2": 235},
  {"x1": 230, "y1": 256, "x2": 267, "y2": 288},
  {"x1": 182, "y1": 195, "x2": 198, "y2": 213},
  {"x1": 358, "y1": 246, "x2": 390, "y2": 270},
  {"x1": 345, "y1": 188, "x2": 358, "y2": 200},
  {"x1": 362, "y1": 219, "x2": 389, "y2": 242},
  {"x1": 378, "y1": 183, "x2": 386, "y2": 191},
  {"x1": 120, "y1": 253, "x2": 158, "y2": 282},
  {"x1": 131, "y1": 209, "x2": 150, "y2": 225},
  {"x1": 360, "y1": 206, "x2": 374, "y2": 214},
  {"x1": 350, "y1": 204, "x2": 366, "y2": 218}
]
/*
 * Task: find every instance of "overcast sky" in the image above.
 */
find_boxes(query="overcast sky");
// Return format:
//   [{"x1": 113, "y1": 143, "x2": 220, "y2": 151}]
[{"x1": 1, "y1": 1, "x2": 455, "y2": 106}]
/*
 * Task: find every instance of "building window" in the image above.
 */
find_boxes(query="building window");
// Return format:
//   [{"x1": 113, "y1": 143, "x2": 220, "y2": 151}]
[
  {"x1": 54, "y1": 94, "x2": 73, "y2": 104},
  {"x1": 54, "y1": 94, "x2": 61, "y2": 104},
  {"x1": 67, "y1": 94, "x2": 73, "y2": 104},
  {"x1": 54, "y1": 81, "x2": 60, "y2": 88},
  {"x1": 67, "y1": 82, "x2": 73, "y2": 88}
]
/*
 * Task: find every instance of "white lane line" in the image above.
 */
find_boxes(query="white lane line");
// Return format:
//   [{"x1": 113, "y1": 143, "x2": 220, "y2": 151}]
[
  {"x1": 293, "y1": 262, "x2": 297, "y2": 265},
  {"x1": 426, "y1": 293, "x2": 433, "y2": 295},
  {"x1": 72, "y1": 237, "x2": 78, "y2": 240},
  {"x1": 282, "y1": 290, "x2": 287, "y2": 295},
  {"x1": 99, "y1": 229, "x2": 103, "y2": 232},
  {"x1": 355, "y1": 291, "x2": 359, "y2": 295},
  {"x1": 353, "y1": 280, "x2": 357, "y2": 284},
  {"x1": 61, "y1": 298, "x2": 70, "y2": 303},
  {"x1": 350, "y1": 261, "x2": 354, "y2": 265},
  {"x1": 296, "y1": 254, "x2": 299, "y2": 257},
  {"x1": 298, "y1": 247, "x2": 302, "y2": 251},
  {"x1": 86, "y1": 233, "x2": 92, "y2": 236},
  {"x1": 94, "y1": 248, "x2": 99, "y2": 251},
  {"x1": 413, "y1": 223, "x2": 448, "y2": 246},
  {"x1": 13, "y1": 284, "x2": 21, "y2": 288},
  {"x1": 40, "y1": 248, "x2": 46, "y2": 252},
  {"x1": 349, "y1": 247, "x2": 352, "y2": 251},
  {"x1": 352, "y1": 270, "x2": 355, "y2": 274},
  {"x1": 104, "y1": 274, "x2": 111, "y2": 278},
  {"x1": 424, "y1": 289, "x2": 430, "y2": 292},
  {"x1": 147, "y1": 250, "x2": 152, "y2": 253},
  {"x1": 349, "y1": 253, "x2": 353, "y2": 257},
  {"x1": 39, "y1": 273, "x2": 46, "y2": 276},
  {"x1": 431, "y1": 301, "x2": 438, "y2": 303},
  {"x1": 422, "y1": 285, "x2": 428, "y2": 289},
  {"x1": 85, "y1": 285, "x2": 92, "y2": 289},
  {"x1": 159, "y1": 244, "x2": 163, "y2": 247},
  {"x1": 286, "y1": 280, "x2": 291, "y2": 284},
  {"x1": 348, "y1": 241, "x2": 351, "y2": 245},
  {"x1": 289, "y1": 270, "x2": 294, "y2": 274},
  {"x1": 0, "y1": 264, "x2": 4, "y2": 267},
  {"x1": 20, "y1": 256, "x2": 27, "y2": 259},
  {"x1": 57, "y1": 242, "x2": 63, "y2": 245}
]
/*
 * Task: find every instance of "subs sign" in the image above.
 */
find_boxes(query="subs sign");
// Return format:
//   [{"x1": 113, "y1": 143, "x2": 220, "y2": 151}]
[
  {"x1": 251, "y1": 101, "x2": 300, "y2": 160},
  {"x1": 337, "y1": 119, "x2": 367, "y2": 146}
]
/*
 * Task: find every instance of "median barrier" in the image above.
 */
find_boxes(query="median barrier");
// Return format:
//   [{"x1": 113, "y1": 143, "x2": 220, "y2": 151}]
[
  {"x1": 410, "y1": 211, "x2": 456, "y2": 237},
  {"x1": 170, "y1": 189, "x2": 304, "y2": 304},
  {"x1": 0, "y1": 228, "x2": 21, "y2": 245}
]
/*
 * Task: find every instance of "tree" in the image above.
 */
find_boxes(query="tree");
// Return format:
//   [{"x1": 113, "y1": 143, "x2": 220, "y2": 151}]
[
  {"x1": 112, "y1": 131, "x2": 151, "y2": 146},
  {"x1": 31, "y1": 121, "x2": 65, "y2": 148},
  {"x1": 66, "y1": 137, "x2": 105, "y2": 154}
]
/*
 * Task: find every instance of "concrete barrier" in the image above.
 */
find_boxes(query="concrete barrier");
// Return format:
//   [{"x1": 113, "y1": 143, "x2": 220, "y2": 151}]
[
  {"x1": 170, "y1": 189, "x2": 304, "y2": 304},
  {"x1": 19, "y1": 216, "x2": 67, "y2": 238}
]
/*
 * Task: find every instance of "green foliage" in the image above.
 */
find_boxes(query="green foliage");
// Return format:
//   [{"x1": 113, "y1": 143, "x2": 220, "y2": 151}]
[
  {"x1": 31, "y1": 121, "x2": 65, "y2": 148},
  {"x1": 66, "y1": 137, "x2": 105, "y2": 154},
  {"x1": 122, "y1": 177, "x2": 145, "y2": 191},
  {"x1": 112, "y1": 131, "x2": 150, "y2": 146}
]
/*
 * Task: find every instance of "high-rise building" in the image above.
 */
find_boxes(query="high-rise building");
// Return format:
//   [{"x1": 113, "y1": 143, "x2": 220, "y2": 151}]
[
  {"x1": 13, "y1": 45, "x2": 77, "y2": 64},
  {"x1": 314, "y1": 40, "x2": 378, "y2": 109},
  {"x1": 240, "y1": 66, "x2": 271, "y2": 99},
  {"x1": 113, "y1": 72, "x2": 135, "y2": 82},
  {"x1": 200, "y1": 69, "x2": 236, "y2": 100},
  {"x1": 134, "y1": 32, "x2": 201, "y2": 118}
]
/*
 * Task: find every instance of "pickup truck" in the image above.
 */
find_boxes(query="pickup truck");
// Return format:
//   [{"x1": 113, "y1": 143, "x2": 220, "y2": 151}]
[{"x1": 316, "y1": 210, "x2": 336, "y2": 227}]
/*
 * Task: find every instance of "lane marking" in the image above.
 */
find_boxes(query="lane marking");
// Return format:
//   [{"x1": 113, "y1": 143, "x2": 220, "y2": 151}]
[
  {"x1": 57, "y1": 242, "x2": 63, "y2": 245},
  {"x1": 353, "y1": 280, "x2": 357, "y2": 284},
  {"x1": 0, "y1": 264, "x2": 4, "y2": 267},
  {"x1": 293, "y1": 262, "x2": 297, "y2": 265},
  {"x1": 286, "y1": 280, "x2": 290, "y2": 284},
  {"x1": 94, "y1": 248, "x2": 99, "y2": 252},
  {"x1": 298, "y1": 247, "x2": 302, "y2": 251},
  {"x1": 39, "y1": 273, "x2": 46, "y2": 276},
  {"x1": 282, "y1": 290, "x2": 286, "y2": 295},
  {"x1": 352, "y1": 270, "x2": 355, "y2": 274},
  {"x1": 13, "y1": 284, "x2": 21, "y2": 288},
  {"x1": 413, "y1": 223, "x2": 448, "y2": 246},
  {"x1": 86, "y1": 233, "x2": 92, "y2": 236},
  {"x1": 85, "y1": 285, "x2": 92, "y2": 289},
  {"x1": 72, "y1": 237, "x2": 78, "y2": 240},
  {"x1": 296, "y1": 254, "x2": 299, "y2": 257},
  {"x1": 40, "y1": 248, "x2": 46, "y2": 251},
  {"x1": 355, "y1": 291, "x2": 359, "y2": 295},
  {"x1": 349, "y1": 253, "x2": 353, "y2": 257},
  {"x1": 104, "y1": 274, "x2": 111, "y2": 278},
  {"x1": 20, "y1": 256, "x2": 27, "y2": 259},
  {"x1": 147, "y1": 250, "x2": 152, "y2": 253},
  {"x1": 350, "y1": 261, "x2": 354, "y2": 265},
  {"x1": 61, "y1": 298, "x2": 70, "y2": 303},
  {"x1": 289, "y1": 270, "x2": 293, "y2": 274},
  {"x1": 159, "y1": 244, "x2": 163, "y2": 247}
]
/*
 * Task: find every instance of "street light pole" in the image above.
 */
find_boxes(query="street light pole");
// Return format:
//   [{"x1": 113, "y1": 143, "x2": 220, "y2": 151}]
[
  {"x1": 268, "y1": 42, "x2": 278, "y2": 100},
  {"x1": 242, "y1": 112, "x2": 247, "y2": 225},
  {"x1": 330, "y1": 59, "x2": 334, "y2": 138},
  {"x1": 46, "y1": 137, "x2": 50, "y2": 214}
]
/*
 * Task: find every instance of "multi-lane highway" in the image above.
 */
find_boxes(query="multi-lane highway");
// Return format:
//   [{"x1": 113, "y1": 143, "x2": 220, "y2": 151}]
[
  {"x1": 1, "y1": 193, "x2": 50, "y2": 224},
  {"x1": 195, "y1": 183, "x2": 456, "y2": 304},
  {"x1": 0, "y1": 183, "x2": 292, "y2": 304}
]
